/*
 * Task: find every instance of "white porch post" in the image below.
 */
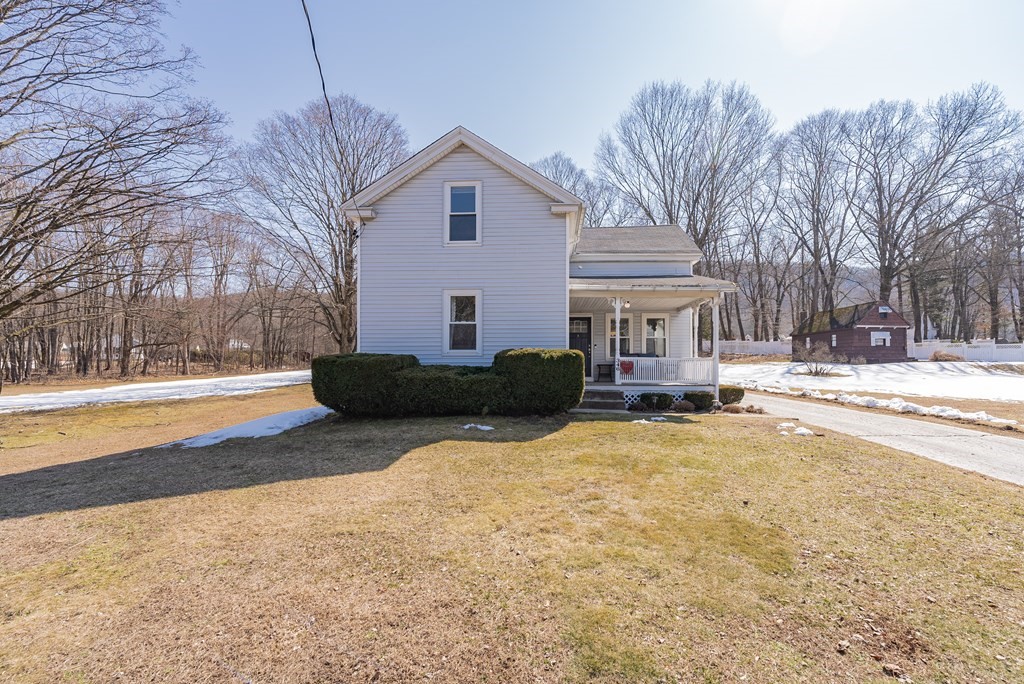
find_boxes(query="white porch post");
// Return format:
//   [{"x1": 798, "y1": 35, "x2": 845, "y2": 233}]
[
  {"x1": 691, "y1": 307, "x2": 698, "y2": 357},
  {"x1": 613, "y1": 296, "x2": 622, "y2": 385},
  {"x1": 712, "y1": 295, "x2": 720, "y2": 401}
]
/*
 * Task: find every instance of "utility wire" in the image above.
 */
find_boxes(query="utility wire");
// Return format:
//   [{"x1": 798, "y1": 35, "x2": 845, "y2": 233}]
[{"x1": 299, "y1": 0, "x2": 346, "y2": 156}]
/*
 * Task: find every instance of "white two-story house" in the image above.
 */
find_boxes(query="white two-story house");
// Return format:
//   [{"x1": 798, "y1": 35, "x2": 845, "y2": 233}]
[{"x1": 342, "y1": 127, "x2": 736, "y2": 403}]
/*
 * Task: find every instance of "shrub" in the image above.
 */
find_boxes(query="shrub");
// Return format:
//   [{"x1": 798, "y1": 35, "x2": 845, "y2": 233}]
[
  {"x1": 930, "y1": 350, "x2": 965, "y2": 362},
  {"x1": 722, "y1": 404, "x2": 744, "y2": 414},
  {"x1": 849, "y1": 355, "x2": 867, "y2": 365},
  {"x1": 794, "y1": 341, "x2": 841, "y2": 376},
  {"x1": 683, "y1": 391, "x2": 715, "y2": 411},
  {"x1": 311, "y1": 353, "x2": 419, "y2": 415},
  {"x1": 628, "y1": 401, "x2": 650, "y2": 412},
  {"x1": 312, "y1": 349, "x2": 584, "y2": 418},
  {"x1": 493, "y1": 348, "x2": 584, "y2": 415},
  {"x1": 743, "y1": 404, "x2": 765, "y2": 414},
  {"x1": 718, "y1": 385, "x2": 745, "y2": 405},
  {"x1": 671, "y1": 399, "x2": 696, "y2": 413},
  {"x1": 639, "y1": 392, "x2": 673, "y2": 410},
  {"x1": 391, "y1": 365, "x2": 511, "y2": 416}
]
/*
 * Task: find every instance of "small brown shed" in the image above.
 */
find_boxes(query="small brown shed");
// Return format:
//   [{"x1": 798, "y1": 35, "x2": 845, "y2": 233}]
[{"x1": 791, "y1": 301, "x2": 911, "y2": 364}]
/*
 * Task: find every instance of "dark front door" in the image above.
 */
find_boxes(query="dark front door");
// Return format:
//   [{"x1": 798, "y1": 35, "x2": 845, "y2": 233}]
[{"x1": 569, "y1": 317, "x2": 592, "y2": 378}]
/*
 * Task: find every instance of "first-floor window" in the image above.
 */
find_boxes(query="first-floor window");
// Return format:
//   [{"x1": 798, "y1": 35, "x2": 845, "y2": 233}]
[
  {"x1": 643, "y1": 314, "x2": 669, "y2": 357},
  {"x1": 871, "y1": 331, "x2": 891, "y2": 347},
  {"x1": 445, "y1": 290, "x2": 481, "y2": 353},
  {"x1": 607, "y1": 314, "x2": 630, "y2": 358},
  {"x1": 831, "y1": 334, "x2": 837, "y2": 347}
]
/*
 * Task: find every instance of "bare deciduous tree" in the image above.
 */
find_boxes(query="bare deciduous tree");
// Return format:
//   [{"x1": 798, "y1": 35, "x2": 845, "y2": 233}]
[{"x1": 238, "y1": 94, "x2": 409, "y2": 352}]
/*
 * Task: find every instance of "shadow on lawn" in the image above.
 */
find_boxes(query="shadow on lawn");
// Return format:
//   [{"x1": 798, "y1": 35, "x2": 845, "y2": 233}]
[{"x1": 0, "y1": 413, "x2": 621, "y2": 520}]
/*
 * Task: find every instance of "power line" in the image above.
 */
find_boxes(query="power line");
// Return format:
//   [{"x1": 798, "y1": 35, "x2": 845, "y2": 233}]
[{"x1": 299, "y1": 0, "x2": 346, "y2": 161}]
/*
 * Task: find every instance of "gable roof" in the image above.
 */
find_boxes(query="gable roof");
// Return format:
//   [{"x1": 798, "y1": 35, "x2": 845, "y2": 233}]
[
  {"x1": 341, "y1": 126, "x2": 584, "y2": 219},
  {"x1": 574, "y1": 225, "x2": 702, "y2": 257},
  {"x1": 793, "y1": 301, "x2": 910, "y2": 335}
]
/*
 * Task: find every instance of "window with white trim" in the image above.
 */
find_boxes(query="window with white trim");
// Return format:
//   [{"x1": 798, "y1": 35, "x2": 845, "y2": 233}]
[
  {"x1": 831, "y1": 334, "x2": 837, "y2": 347},
  {"x1": 606, "y1": 314, "x2": 630, "y2": 359},
  {"x1": 870, "y1": 331, "x2": 891, "y2": 347},
  {"x1": 643, "y1": 314, "x2": 670, "y2": 357},
  {"x1": 443, "y1": 181, "x2": 481, "y2": 244},
  {"x1": 443, "y1": 290, "x2": 482, "y2": 353}
]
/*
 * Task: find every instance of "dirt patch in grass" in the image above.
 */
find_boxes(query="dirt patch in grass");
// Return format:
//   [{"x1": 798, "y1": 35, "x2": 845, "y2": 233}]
[
  {"x1": 1, "y1": 406, "x2": 1023, "y2": 682},
  {"x1": 0, "y1": 385, "x2": 318, "y2": 474},
  {"x1": 750, "y1": 388, "x2": 1024, "y2": 439}
]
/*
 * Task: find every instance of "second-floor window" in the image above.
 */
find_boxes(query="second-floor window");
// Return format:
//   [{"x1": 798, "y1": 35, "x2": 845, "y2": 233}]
[{"x1": 444, "y1": 181, "x2": 481, "y2": 244}]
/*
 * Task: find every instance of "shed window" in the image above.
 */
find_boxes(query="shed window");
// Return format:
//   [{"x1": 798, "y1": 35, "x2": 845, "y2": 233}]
[
  {"x1": 831, "y1": 334, "x2": 837, "y2": 347},
  {"x1": 871, "y1": 331, "x2": 891, "y2": 347},
  {"x1": 444, "y1": 181, "x2": 481, "y2": 244},
  {"x1": 444, "y1": 290, "x2": 482, "y2": 353}
]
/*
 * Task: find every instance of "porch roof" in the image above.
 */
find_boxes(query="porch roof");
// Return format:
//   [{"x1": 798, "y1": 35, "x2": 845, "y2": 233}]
[{"x1": 569, "y1": 275, "x2": 737, "y2": 295}]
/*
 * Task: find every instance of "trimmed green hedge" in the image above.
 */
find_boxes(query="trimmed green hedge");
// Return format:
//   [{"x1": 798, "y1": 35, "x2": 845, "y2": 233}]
[
  {"x1": 719, "y1": 385, "x2": 745, "y2": 405},
  {"x1": 639, "y1": 392, "x2": 674, "y2": 410},
  {"x1": 493, "y1": 348, "x2": 585, "y2": 415},
  {"x1": 311, "y1": 353, "x2": 418, "y2": 416},
  {"x1": 683, "y1": 391, "x2": 715, "y2": 411},
  {"x1": 311, "y1": 349, "x2": 584, "y2": 418}
]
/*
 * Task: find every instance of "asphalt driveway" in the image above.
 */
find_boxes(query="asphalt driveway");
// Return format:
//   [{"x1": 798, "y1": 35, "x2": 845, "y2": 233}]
[{"x1": 752, "y1": 393, "x2": 1024, "y2": 487}]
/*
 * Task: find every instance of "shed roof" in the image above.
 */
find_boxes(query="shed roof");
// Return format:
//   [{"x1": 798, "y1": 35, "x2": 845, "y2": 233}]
[
  {"x1": 574, "y1": 225, "x2": 701, "y2": 256},
  {"x1": 793, "y1": 301, "x2": 908, "y2": 335}
]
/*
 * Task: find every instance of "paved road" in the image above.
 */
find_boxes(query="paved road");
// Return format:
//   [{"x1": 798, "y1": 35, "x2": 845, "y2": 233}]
[{"x1": 752, "y1": 393, "x2": 1024, "y2": 487}]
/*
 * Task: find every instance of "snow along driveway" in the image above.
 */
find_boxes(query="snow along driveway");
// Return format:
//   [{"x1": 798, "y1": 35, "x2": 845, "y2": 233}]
[
  {"x1": 721, "y1": 361, "x2": 1024, "y2": 401},
  {"x1": 754, "y1": 393, "x2": 1024, "y2": 487},
  {"x1": 0, "y1": 370, "x2": 312, "y2": 414}
]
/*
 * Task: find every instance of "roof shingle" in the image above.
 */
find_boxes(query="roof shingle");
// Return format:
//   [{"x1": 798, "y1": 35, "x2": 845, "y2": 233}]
[{"x1": 574, "y1": 225, "x2": 701, "y2": 255}]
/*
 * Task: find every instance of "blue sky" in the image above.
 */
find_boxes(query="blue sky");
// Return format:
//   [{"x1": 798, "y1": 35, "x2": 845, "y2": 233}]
[{"x1": 164, "y1": 0, "x2": 1024, "y2": 168}]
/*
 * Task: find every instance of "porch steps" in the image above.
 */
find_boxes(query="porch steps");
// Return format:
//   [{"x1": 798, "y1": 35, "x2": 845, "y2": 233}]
[{"x1": 578, "y1": 388, "x2": 626, "y2": 411}]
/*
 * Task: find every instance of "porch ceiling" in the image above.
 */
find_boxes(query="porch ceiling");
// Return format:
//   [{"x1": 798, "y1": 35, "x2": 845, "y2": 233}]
[{"x1": 570, "y1": 296, "x2": 704, "y2": 312}]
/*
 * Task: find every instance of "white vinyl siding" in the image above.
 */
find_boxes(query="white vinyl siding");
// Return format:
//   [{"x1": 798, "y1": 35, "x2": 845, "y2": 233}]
[{"x1": 359, "y1": 146, "x2": 568, "y2": 365}]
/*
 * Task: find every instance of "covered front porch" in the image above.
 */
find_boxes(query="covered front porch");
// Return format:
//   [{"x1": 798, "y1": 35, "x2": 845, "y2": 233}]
[{"x1": 568, "y1": 276, "x2": 735, "y2": 399}]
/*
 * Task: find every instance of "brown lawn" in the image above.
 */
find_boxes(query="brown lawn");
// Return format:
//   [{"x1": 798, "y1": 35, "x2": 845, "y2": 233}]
[{"x1": 1, "y1": 396, "x2": 1022, "y2": 682}]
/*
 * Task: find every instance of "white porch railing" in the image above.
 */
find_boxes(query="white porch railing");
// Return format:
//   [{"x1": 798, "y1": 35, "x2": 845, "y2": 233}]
[{"x1": 615, "y1": 357, "x2": 715, "y2": 385}]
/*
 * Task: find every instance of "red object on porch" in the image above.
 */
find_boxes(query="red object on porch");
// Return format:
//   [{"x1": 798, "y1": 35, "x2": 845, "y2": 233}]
[{"x1": 618, "y1": 360, "x2": 634, "y2": 374}]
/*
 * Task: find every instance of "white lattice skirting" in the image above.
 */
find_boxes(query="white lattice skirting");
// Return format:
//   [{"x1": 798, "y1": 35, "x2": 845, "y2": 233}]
[{"x1": 622, "y1": 390, "x2": 692, "y2": 405}]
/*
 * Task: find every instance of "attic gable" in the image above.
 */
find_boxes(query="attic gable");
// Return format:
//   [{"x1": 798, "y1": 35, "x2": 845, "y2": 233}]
[{"x1": 341, "y1": 126, "x2": 584, "y2": 225}]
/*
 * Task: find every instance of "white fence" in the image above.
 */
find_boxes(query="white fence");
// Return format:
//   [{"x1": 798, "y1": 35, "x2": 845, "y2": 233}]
[
  {"x1": 908, "y1": 339, "x2": 1024, "y2": 362},
  {"x1": 616, "y1": 356, "x2": 715, "y2": 384},
  {"x1": 715, "y1": 339, "x2": 791, "y2": 355}
]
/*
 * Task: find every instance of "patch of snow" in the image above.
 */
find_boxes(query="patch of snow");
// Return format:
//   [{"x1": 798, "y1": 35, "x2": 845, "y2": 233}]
[
  {"x1": 161, "y1": 406, "x2": 332, "y2": 448},
  {"x1": 721, "y1": 361, "x2": 1024, "y2": 402},
  {"x1": 461, "y1": 423, "x2": 494, "y2": 431},
  {"x1": 779, "y1": 430, "x2": 790, "y2": 436},
  {"x1": 631, "y1": 419, "x2": 658, "y2": 424},
  {"x1": 792, "y1": 427, "x2": 815, "y2": 437},
  {"x1": 776, "y1": 422, "x2": 796, "y2": 429},
  {"x1": 0, "y1": 370, "x2": 312, "y2": 414},
  {"x1": 650, "y1": 416, "x2": 668, "y2": 422},
  {"x1": 741, "y1": 380, "x2": 1017, "y2": 426}
]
